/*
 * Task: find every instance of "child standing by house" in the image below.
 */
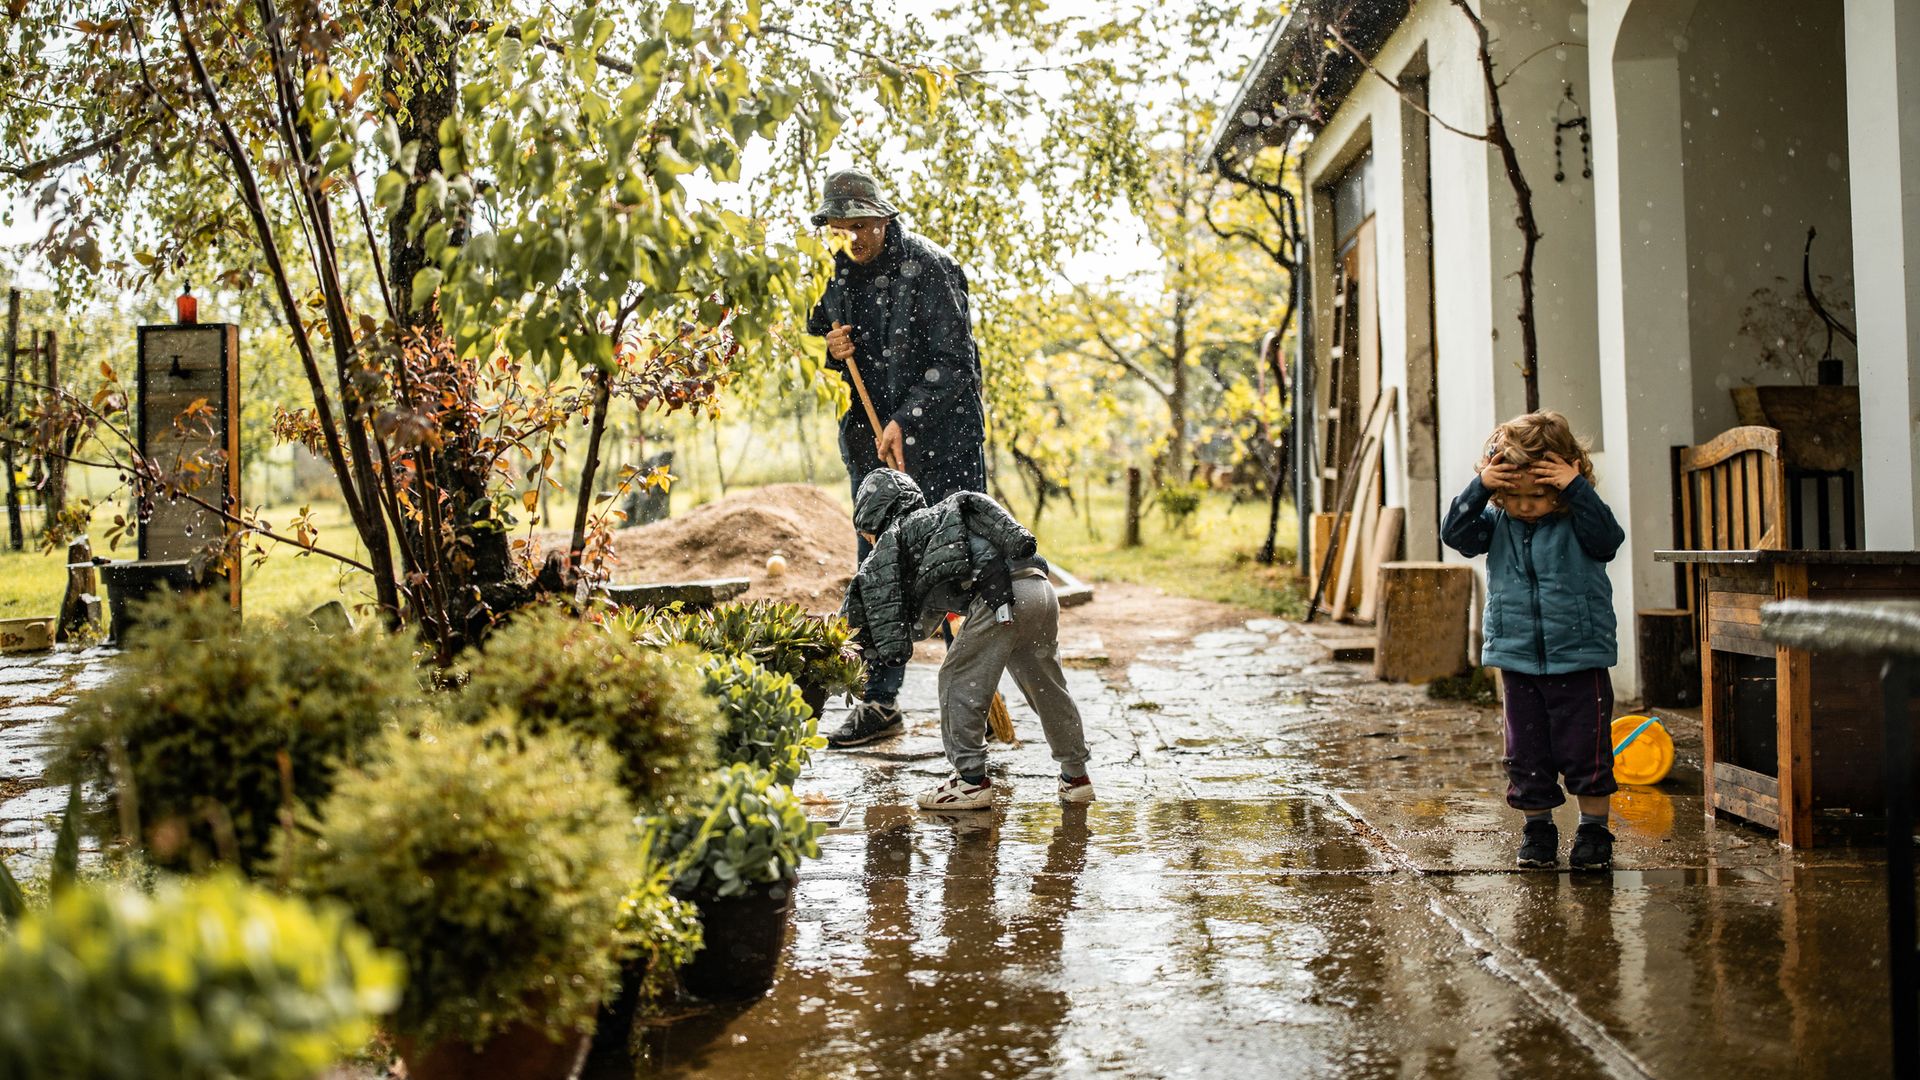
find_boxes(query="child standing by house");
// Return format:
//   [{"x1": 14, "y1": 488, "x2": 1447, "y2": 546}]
[
  {"x1": 840, "y1": 469, "x2": 1094, "y2": 811},
  {"x1": 1441, "y1": 411, "x2": 1627, "y2": 870}
]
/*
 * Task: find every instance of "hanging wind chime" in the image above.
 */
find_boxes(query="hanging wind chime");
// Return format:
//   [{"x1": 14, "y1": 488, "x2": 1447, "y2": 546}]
[{"x1": 1554, "y1": 84, "x2": 1591, "y2": 183}]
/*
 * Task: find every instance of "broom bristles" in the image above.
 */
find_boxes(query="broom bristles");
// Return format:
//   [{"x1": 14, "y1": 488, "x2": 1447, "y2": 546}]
[{"x1": 988, "y1": 692, "x2": 1016, "y2": 744}]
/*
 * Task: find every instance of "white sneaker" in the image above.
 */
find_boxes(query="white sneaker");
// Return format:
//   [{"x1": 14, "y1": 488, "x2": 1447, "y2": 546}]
[
  {"x1": 916, "y1": 774, "x2": 995, "y2": 810},
  {"x1": 1058, "y1": 775, "x2": 1096, "y2": 804}
]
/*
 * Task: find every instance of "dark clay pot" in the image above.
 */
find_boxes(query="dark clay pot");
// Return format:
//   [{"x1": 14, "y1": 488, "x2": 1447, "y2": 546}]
[
  {"x1": 582, "y1": 957, "x2": 651, "y2": 1066},
  {"x1": 800, "y1": 682, "x2": 829, "y2": 723},
  {"x1": 399, "y1": 1022, "x2": 591, "y2": 1080},
  {"x1": 677, "y1": 880, "x2": 795, "y2": 1002}
]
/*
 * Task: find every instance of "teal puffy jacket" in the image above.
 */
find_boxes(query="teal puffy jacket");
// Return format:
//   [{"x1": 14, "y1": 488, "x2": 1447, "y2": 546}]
[{"x1": 1440, "y1": 475, "x2": 1625, "y2": 675}]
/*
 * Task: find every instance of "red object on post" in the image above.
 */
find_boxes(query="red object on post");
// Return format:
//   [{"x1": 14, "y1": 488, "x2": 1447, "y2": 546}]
[{"x1": 176, "y1": 281, "x2": 197, "y2": 325}]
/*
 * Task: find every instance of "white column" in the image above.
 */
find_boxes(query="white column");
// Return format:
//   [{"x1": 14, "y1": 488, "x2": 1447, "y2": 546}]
[
  {"x1": 1590, "y1": 0, "x2": 1701, "y2": 700},
  {"x1": 1846, "y1": 0, "x2": 1920, "y2": 549}
]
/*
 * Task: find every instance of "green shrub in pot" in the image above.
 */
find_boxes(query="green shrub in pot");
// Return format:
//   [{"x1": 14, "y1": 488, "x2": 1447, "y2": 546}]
[
  {"x1": 55, "y1": 593, "x2": 432, "y2": 874},
  {"x1": 699, "y1": 653, "x2": 825, "y2": 785},
  {"x1": 0, "y1": 872, "x2": 400, "y2": 1079},
  {"x1": 451, "y1": 606, "x2": 721, "y2": 809},
  {"x1": 660, "y1": 764, "x2": 824, "y2": 900},
  {"x1": 635, "y1": 600, "x2": 865, "y2": 702},
  {"x1": 284, "y1": 719, "x2": 638, "y2": 1052}
]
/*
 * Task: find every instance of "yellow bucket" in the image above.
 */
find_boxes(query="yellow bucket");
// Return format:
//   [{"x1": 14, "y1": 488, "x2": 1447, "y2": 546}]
[{"x1": 1610, "y1": 714, "x2": 1674, "y2": 786}]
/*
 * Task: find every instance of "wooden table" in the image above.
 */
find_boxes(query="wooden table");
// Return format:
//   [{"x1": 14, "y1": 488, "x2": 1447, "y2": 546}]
[{"x1": 1654, "y1": 549, "x2": 1920, "y2": 847}]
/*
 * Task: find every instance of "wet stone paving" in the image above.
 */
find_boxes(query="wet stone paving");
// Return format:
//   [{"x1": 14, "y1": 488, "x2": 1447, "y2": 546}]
[
  {"x1": 618, "y1": 618, "x2": 1900, "y2": 1080},
  {"x1": 1, "y1": 618, "x2": 1902, "y2": 1079},
  {"x1": 0, "y1": 646, "x2": 113, "y2": 871}
]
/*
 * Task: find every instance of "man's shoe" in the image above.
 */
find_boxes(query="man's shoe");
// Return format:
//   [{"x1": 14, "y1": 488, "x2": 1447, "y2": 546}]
[
  {"x1": 916, "y1": 774, "x2": 995, "y2": 810},
  {"x1": 825, "y1": 701, "x2": 903, "y2": 748},
  {"x1": 1058, "y1": 774, "x2": 1096, "y2": 804},
  {"x1": 1569, "y1": 823, "x2": 1615, "y2": 870},
  {"x1": 1516, "y1": 818, "x2": 1559, "y2": 868}
]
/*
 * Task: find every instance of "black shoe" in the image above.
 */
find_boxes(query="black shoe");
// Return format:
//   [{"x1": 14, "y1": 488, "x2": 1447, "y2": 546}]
[
  {"x1": 826, "y1": 701, "x2": 904, "y2": 747},
  {"x1": 1516, "y1": 819, "x2": 1559, "y2": 868},
  {"x1": 1569, "y1": 823, "x2": 1614, "y2": 870}
]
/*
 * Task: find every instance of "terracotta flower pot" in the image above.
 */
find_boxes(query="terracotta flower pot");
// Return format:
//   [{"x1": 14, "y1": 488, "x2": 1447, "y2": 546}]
[
  {"x1": 676, "y1": 880, "x2": 795, "y2": 1002},
  {"x1": 399, "y1": 1021, "x2": 592, "y2": 1080}
]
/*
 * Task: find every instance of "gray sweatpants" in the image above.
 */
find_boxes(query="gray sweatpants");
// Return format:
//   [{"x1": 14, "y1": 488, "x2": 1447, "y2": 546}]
[{"x1": 939, "y1": 571, "x2": 1090, "y2": 780}]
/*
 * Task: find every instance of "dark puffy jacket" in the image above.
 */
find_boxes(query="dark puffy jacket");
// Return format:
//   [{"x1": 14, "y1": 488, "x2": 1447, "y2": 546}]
[
  {"x1": 805, "y1": 222, "x2": 988, "y2": 501},
  {"x1": 840, "y1": 470, "x2": 1038, "y2": 666},
  {"x1": 1441, "y1": 474, "x2": 1625, "y2": 675}
]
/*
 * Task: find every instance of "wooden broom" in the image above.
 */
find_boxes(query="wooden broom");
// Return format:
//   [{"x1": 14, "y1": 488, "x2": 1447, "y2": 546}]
[{"x1": 840, "y1": 328, "x2": 1016, "y2": 744}]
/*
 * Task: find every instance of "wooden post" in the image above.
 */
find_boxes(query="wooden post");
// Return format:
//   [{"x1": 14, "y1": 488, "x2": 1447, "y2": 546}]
[
  {"x1": 1, "y1": 288, "x2": 19, "y2": 551},
  {"x1": 1774, "y1": 563, "x2": 1813, "y2": 847},
  {"x1": 57, "y1": 537, "x2": 101, "y2": 642},
  {"x1": 1124, "y1": 466, "x2": 1143, "y2": 547}
]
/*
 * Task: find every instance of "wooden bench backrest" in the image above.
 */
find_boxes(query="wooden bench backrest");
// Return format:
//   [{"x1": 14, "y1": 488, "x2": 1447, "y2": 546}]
[
  {"x1": 1676, "y1": 425, "x2": 1787, "y2": 614},
  {"x1": 1679, "y1": 426, "x2": 1787, "y2": 552}
]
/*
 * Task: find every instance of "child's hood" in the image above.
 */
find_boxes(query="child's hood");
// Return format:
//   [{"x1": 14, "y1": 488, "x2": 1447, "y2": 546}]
[{"x1": 853, "y1": 469, "x2": 927, "y2": 535}]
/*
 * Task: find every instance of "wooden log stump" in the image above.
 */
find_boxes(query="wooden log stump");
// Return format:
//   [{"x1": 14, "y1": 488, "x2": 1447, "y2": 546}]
[
  {"x1": 1373, "y1": 561, "x2": 1473, "y2": 684},
  {"x1": 1636, "y1": 607, "x2": 1699, "y2": 707},
  {"x1": 56, "y1": 538, "x2": 101, "y2": 642}
]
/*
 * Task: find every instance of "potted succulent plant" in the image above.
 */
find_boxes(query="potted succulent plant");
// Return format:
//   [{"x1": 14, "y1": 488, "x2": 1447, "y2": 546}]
[
  {"x1": 451, "y1": 606, "x2": 723, "y2": 810},
  {"x1": 286, "y1": 720, "x2": 639, "y2": 1080},
  {"x1": 0, "y1": 872, "x2": 400, "y2": 1079},
  {"x1": 700, "y1": 652, "x2": 826, "y2": 785},
  {"x1": 639, "y1": 600, "x2": 865, "y2": 720},
  {"x1": 55, "y1": 593, "x2": 433, "y2": 874},
  {"x1": 658, "y1": 763, "x2": 824, "y2": 1001}
]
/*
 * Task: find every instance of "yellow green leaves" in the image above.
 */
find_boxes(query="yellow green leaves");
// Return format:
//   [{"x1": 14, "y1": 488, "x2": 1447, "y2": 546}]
[{"x1": 662, "y1": 1, "x2": 696, "y2": 43}]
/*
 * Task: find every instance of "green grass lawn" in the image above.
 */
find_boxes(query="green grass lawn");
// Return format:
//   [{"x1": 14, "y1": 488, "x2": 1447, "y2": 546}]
[
  {"x1": 0, "y1": 500, "x2": 377, "y2": 625},
  {"x1": 1027, "y1": 481, "x2": 1307, "y2": 618}
]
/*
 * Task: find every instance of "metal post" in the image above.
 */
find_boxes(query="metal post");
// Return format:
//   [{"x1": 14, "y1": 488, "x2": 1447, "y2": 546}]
[{"x1": 1881, "y1": 656, "x2": 1917, "y2": 1077}]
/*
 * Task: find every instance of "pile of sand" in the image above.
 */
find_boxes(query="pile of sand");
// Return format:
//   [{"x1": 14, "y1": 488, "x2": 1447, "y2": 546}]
[{"x1": 591, "y1": 484, "x2": 858, "y2": 613}]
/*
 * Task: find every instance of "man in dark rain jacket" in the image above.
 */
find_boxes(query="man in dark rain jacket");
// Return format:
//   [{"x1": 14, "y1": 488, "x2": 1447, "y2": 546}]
[{"x1": 806, "y1": 168, "x2": 989, "y2": 748}]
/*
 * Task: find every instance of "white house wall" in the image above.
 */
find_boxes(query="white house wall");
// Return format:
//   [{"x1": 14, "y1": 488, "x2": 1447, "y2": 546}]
[
  {"x1": 1680, "y1": 0, "x2": 1856, "y2": 437},
  {"x1": 1845, "y1": 0, "x2": 1920, "y2": 549},
  {"x1": 1302, "y1": 0, "x2": 1597, "y2": 653}
]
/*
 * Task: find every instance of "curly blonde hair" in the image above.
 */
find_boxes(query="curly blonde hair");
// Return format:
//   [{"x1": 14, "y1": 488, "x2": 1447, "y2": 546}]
[{"x1": 1483, "y1": 411, "x2": 1595, "y2": 507}]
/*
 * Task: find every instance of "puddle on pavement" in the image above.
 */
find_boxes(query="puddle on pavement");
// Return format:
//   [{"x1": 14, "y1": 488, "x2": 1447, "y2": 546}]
[
  {"x1": 1433, "y1": 866, "x2": 1898, "y2": 1078},
  {"x1": 594, "y1": 797, "x2": 1611, "y2": 1080}
]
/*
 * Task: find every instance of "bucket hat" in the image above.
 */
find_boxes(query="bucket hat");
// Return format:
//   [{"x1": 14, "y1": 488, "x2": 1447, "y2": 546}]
[{"x1": 810, "y1": 169, "x2": 900, "y2": 226}]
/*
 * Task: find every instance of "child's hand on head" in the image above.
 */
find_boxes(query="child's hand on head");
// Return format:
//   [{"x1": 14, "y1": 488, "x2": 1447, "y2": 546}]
[
  {"x1": 1480, "y1": 455, "x2": 1523, "y2": 491},
  {"x1": 1532, "y1": 452, "x2": 1580, "y2": 491}
]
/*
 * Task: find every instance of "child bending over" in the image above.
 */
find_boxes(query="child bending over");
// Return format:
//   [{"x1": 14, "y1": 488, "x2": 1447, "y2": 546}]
[
  {"x1": 1441, "y1": 411, "x2": 1626, "y2": 870},
  {"x1": 841, "y1": 469, "x2": 1094, "y2": 811}
]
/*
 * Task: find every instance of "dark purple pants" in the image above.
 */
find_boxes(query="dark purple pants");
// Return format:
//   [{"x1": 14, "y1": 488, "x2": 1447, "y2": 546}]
[{"x1": 1499, "y1": 668, "x2": 1618, "y2": 810}]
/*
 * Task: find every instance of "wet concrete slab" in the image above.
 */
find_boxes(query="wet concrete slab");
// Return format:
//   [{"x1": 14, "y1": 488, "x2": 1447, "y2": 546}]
[
  {"x1": 1431, "y1": 866, "x2": 1896, "y2": 1078},
  {"x1": 609, "y1": 616, "x2": 1910, "y2": 1080},
  {"x1": 611, "y1": 799, "x2": 1610, "y2": 1080}
]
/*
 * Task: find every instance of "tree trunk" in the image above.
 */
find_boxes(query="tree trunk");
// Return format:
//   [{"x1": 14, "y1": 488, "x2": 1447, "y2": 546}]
[
  {"x1": 1258, "y1": 286, "x2": 1299, "y2": 564},
  {"x1": 41, "y1": 330, "x2": 63, "y2": 533},
  {"x1": 2, "y1": 289, "x2": 20, "y2": 551},
  {"x1": 1168, "y1": 289, "x2": 1191, "y2": 482}
]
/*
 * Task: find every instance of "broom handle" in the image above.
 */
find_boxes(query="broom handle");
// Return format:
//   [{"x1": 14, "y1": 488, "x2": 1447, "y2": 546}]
[{"x1": 838, "y1": 330, "x2": 898, "y2": 470}]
